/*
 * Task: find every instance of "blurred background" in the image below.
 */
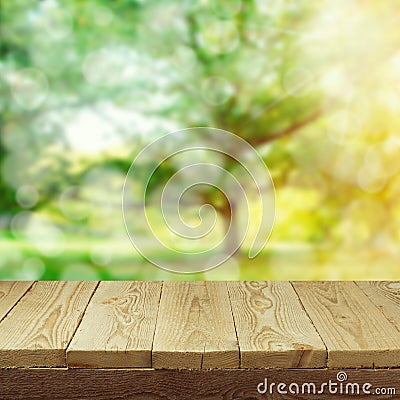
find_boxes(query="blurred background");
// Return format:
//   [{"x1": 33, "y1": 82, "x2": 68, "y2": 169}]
[{"x1": 1, "y1": 0, "x2": 400, "y2": 280}]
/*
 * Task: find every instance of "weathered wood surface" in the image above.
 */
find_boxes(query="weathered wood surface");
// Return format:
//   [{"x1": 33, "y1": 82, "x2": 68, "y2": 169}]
[
  {"x1": 0, "y1": 368, "x2": 399, "y2": 400},
  {"x1": 356, "y1": 281, "x2": 400, "y2": 332},
  {"x1": 292, "y1": 281, "x2": 400, "y2": 368},
  {"x1": 152, "y1": 281, "x2": 238, "y2": 369},
  {"x1": 0, "y1": 281, "x2": 399, "y2": 370},
  {"x1": 67, "y1": 281, "x2": 162, "y2": 368},
  {"x1": 227, "y1": 281, "x2": 326, "y2": 368},
  {"x1": 0, "y1": 281, "x2": 33, "y2": 321},
  {"x1": 0, "y1": 281, "x2": 97, "y2": 367}
]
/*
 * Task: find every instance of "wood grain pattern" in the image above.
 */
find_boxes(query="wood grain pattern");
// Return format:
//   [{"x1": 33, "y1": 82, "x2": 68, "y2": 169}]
[
  {"x1": 1, "y1": 281, "x2": 400, "y2": 372},
  {"x1": 67, "y1": 281, "x2": 162, "y2": 368},
  {"x1": 0, "y1": 281, "x2": 33, "y2": 321},
  {"x1": 152, "y1": 281, "x2": 238, "y2": 369},
  {"x1": 292, "y1": 281, "x2": 400, "y2": 368},
  {"x1": 356, "y1": 281, "x2": 400, "y2": 332},
  {"x1": 0, "y1": 281, "x2": 97, "y2": 367},
  {"x1": 227, "y1": 281, "x2": 326, "y2": 368},
  {"x1": 0, "y1": 368, "x2": 399, "y2": 400}
]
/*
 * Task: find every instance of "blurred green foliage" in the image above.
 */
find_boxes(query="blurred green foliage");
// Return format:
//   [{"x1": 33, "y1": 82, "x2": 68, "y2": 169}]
[{"x1": 1, "y1": 0, "x2": 400, "y2": 280}]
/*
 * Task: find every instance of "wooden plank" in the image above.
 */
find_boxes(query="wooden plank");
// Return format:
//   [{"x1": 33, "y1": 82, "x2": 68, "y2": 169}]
[
  {"x1": 67, "y1": 281, "x2": 162, "y2": 368},
  {"x1": 227, "y1": 281, "x2": 326, "y2": 368},
  {"x1": 292, "y1": 281, "x2": 400, "y2": 368},
  {"x1": 0, "y1": 368, "x2": 399, "y2": 400},
  {"x1": 0, "y1": 281, "x2": 97, "y2": 367},
  {"x1": 0, "y1": 281, "x2": 33, "y2": 321},
  {"x1": 356, "y1": 281, "x2": 400, "y2": 332},
  {"x1": 152, "y1": 281, "x2": 238, "y2": 369}
]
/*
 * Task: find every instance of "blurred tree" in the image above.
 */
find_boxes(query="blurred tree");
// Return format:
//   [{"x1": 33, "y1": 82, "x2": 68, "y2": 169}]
[{"x1": 1, "y1": 0, "x2": 400, "y2": 264}]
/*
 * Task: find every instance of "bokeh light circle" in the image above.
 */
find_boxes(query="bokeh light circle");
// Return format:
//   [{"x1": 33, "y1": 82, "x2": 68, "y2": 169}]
[
  {"x1": 122, "y1": 127, "x2": 275, "y2": 273},
  {"x1": 8, "y1": 68, "x2": 48, "y2": 110},
  {"x1": 90, "y1": 244, "x2": 113, "y2": 266},
  {"x1": 16, "y1": 185, "x2": 39, "y2": 209},
  {"x1": 59, "y1": 186, "x2": 91, "y2": 220},
  {"x1": 201, "y1": 76, "x2": 235, "y2": 106},
  {"x1": 21, "y1": 258, "x2": 45, "y2": 280},
  {"x1": 25, "y1": 215, "x2": 65, "y2": 257}
]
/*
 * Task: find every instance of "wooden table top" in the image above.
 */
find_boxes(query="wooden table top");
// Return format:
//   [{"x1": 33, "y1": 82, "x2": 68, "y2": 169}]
[{"x1": 0, "y1": 281, "x2": 399, "y2": 370}]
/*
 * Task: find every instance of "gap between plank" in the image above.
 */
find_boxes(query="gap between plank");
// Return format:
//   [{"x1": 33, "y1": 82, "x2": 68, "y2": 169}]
[
  {"x1": 150, "y1": 281, "x2": 164, "y2": 368},
  {"x1": 200, "y1": 282, "x2": 207, "y2": 369},
  {"x1": 225, "y1": 281, "x2": 241, "y2": 369},
  {"x1": 0, "y1": 281, "x2": 36, "y2": 325},
  {"x1": 200, "y1": 342, "x2": 206, "y2": 369},
  {"x1": 289, "y1": 281, "x2": 329, "y2": 368},
  {"x1": 65, "y1": 281, "x2": 100, "y2": 366}
]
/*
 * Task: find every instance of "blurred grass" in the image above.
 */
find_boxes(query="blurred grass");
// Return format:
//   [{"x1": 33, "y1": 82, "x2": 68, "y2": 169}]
[{"x1": 1, "y1": 234, "x2": 399, "y2": 280}]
